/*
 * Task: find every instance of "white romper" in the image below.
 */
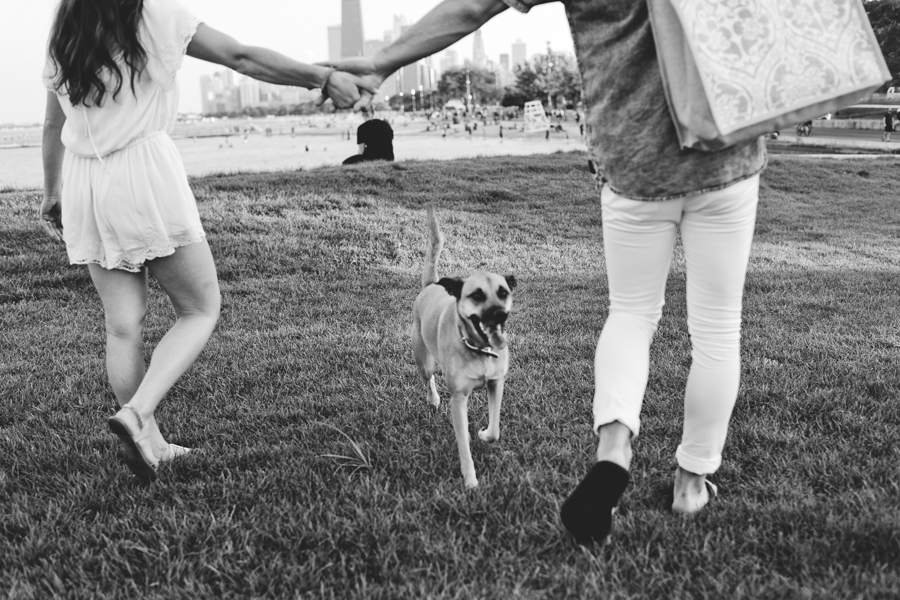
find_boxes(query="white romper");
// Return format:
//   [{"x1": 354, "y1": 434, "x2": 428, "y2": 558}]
[{"x1": 43, "y1": 0, "x2": 204, "y2": 272}]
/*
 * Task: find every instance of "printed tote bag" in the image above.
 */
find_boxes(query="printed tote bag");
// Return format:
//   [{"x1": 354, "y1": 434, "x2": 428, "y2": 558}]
[{"x1": 647, "y1": 0, "x2": 892, "y2": 151}]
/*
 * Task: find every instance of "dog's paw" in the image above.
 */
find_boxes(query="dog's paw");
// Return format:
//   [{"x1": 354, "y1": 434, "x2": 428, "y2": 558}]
[
  {"x1": 464, "y1": 476, "x2": 479, "y2": 489},
  {"x1": 477, "y1": 428, "x2": 499, "y2": 443}
]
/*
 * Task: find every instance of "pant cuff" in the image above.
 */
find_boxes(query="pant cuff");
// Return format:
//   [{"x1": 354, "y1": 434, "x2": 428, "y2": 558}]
[
  {"x1": 593, "y1": 413, "x2": 640, "y2": 439},
  {"x1": 675, "y1": 444, "x2": 722, "y2": 475}
]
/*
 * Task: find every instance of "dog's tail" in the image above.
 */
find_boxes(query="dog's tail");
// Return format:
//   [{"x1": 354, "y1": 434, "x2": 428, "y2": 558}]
[{"x1": 422, "y1": 205, "x2": 445, "y2": 288}]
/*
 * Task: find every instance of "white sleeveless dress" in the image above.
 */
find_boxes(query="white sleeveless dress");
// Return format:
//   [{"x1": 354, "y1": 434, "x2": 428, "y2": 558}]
[{"x1": 43, "y1": 0, "x2": 204, "y2": 272}]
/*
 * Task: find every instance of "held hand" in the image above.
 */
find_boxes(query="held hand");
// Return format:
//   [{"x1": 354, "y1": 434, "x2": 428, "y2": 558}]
[
  {"x1": 324, "y1": 71, "x2": 379, "y2": 111},
  {"x1": 39, "y1": 195, "x2": 64, "y2": 242},
  {"x1": 316, "y1": 58, "x2": 385, "y2": 112}
]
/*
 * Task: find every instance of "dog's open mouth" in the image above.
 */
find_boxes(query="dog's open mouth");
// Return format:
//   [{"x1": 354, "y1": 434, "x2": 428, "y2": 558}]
[{"x1": 468, "y1": 313, "x2": 508, "y2": 349}]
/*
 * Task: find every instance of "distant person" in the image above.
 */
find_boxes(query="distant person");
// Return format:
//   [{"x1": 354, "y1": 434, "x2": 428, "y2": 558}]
[
  {"x1": 883, "y1": 109, "x2": 896, "y2": 142},
  {"x1": 326, "y1": 0, "x2": 767, "y2": 546},
  {"x1": 40, "y1": 0, "x2": 372, "y2": 481},
  {"x1": 342, "y1": 107, "x2": 394, "y2": 165}
]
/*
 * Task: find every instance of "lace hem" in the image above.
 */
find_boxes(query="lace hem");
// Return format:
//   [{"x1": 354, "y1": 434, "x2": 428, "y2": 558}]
[{"x1": 69, "y1": 233, "x2": 206, "y2": 272}]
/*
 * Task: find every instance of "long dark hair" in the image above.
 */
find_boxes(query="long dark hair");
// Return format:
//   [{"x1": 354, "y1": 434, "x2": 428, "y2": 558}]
[{"x1": 47, "y1": 0, "x2": 147, "y2": 107}]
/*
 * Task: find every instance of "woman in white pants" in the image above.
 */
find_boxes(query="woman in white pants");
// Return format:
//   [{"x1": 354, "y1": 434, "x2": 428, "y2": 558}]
[
  {"x1": 559, "y1": 174, "x2": 761, "y2": 544},
  {"x1": 315, "y1": 0, "x2": 768, "y2": 546}
]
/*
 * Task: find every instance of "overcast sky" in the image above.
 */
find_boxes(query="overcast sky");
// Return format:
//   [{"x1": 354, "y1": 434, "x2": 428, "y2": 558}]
[{"x1": 1, "y1": 0, "x2": 575, "y2": 125}]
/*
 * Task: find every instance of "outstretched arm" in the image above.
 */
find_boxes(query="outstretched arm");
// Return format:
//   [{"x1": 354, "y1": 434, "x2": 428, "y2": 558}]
[
  {"x1": 186, "y1": 24, "x2": 376, "y2": 109},
  {"x1": 375, "y1": 0, "x2": 508, "y2": 75},
  {"x1": 322, "y1": 0, "x2": 509, "y2": 108}
]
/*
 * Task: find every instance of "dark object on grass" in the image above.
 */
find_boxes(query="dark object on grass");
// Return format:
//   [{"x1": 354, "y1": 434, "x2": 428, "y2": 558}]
[
  {"x1": 560, "y1": 461, "x2": 629, "y2": 545},
  {"x1": 344, "y1": 110, "x2": 394, "y2": 165}
]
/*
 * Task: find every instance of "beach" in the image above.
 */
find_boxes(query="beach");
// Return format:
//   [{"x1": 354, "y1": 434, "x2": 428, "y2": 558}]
[{"x1": 0, "y1": 115, "x2": 584, "y2": 190}]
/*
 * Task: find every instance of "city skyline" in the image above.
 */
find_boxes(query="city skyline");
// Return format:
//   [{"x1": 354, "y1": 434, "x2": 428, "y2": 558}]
[
  {"x1": 195, "y1": 12, "x2": 543, "y2": 116},
  {"x1": 1, "y1": 0, "x2": 575, "y2": 125}
]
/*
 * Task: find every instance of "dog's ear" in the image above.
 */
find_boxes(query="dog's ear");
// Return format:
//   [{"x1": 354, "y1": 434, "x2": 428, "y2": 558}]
[
  {"x1": 437, "y1": 277, "x2": 464, "y2": 299},
  {"x1": 504, "y1": 275, "x2": 517, "y2": 290}
]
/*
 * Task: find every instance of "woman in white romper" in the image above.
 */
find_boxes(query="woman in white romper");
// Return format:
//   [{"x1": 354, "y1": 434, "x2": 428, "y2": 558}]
[{"x1": 41, "y1": 0, "x2": 372, "y2": 481}]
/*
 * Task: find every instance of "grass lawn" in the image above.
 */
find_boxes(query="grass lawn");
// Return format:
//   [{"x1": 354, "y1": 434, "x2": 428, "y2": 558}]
[{"x1": 1, "y1": 152, "x2": 899, "y2": 599}]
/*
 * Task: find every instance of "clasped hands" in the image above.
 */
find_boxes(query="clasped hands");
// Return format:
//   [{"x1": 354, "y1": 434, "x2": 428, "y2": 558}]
[{"x1": 317, "y1": 58, "x2": 384, "y2": 112}]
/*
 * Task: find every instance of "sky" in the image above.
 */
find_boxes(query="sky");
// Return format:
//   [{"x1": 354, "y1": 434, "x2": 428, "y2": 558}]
[{"x1": 0, "y1": 0, "x2": 575, "y2": 126}]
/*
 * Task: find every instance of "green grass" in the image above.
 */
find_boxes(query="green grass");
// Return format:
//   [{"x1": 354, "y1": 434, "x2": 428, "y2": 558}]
[{"x1": 1, "y1": 152, "x2": 900, "y2": 599}]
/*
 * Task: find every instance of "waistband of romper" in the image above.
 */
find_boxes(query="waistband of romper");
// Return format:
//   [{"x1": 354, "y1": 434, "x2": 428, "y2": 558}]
[{"x1": 67, "y1": 130, "x2": 169, "y2": 160}]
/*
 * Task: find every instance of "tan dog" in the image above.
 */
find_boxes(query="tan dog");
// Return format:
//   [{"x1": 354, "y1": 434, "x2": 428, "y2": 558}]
[{"x1": 412, "y1": 206, "x2": 516, "y2": 488}]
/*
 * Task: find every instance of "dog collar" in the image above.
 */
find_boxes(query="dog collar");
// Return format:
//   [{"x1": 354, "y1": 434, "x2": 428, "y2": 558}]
[{"x1": 458, "y1": 325, "x2": 499, "y2": 358}]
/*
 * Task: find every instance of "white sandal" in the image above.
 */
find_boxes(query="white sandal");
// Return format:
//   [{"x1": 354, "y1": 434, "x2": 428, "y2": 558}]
[
  {"x1": 108, "y1": 405, "x2": 159, "y2": 481},
  {"x1": 158, "y1": 444, "x2": 192, "y2": 462}
]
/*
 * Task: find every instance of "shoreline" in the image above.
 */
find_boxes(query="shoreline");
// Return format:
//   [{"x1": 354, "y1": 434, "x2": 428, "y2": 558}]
[{"x1": 1, "y1": 118, "x2": 586, "y2": 190}]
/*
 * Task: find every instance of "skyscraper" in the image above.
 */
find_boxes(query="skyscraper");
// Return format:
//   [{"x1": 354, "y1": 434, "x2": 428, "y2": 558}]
[
  {"x1": 341, "y1": 0, "x2": 364, "y2": 59},
  {"x1": 472, "y1": 30, "x2": 486, "y2": 67},
  {"x1": 498, "y1": 53, "x2": 513, "y2": 86},
  {"x1": 328, "y1": 25, "x2": 342, "y2": 62},
  {"x1": 512, "y1": 39, "x2": 527, "y2": 69},
  {"x1": 392, "y1": 15, "x2": 408, "y2": 42}
]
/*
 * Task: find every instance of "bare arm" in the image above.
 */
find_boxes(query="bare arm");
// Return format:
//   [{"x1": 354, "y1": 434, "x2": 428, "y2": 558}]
[
  {"x1": 186, "y1": 24, "x2": 375, "y2": 108},
  {"x1": 374, "y1": 0, "x2": 508, "y2": 77},
  {"x1": 40, "y1": 91, "x2": 66, "y2": 241},
  {"x1": 320, "y1": 0, "x2": 509, "y2": 109}
]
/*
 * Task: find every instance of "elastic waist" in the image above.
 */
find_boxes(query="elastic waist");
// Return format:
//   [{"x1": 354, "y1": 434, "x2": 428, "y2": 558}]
[
  {"x1": 123, "y1": 131, "x2": 168, "y2": 151},
  {"x1": 71, "y1": 131, "x2": 169, "y2": 161}
]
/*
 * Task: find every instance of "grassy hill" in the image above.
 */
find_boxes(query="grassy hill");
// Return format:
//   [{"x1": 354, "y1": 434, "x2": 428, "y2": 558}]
[{"x1": 1, "y1": 152, "x2": 899, "y2": 598}]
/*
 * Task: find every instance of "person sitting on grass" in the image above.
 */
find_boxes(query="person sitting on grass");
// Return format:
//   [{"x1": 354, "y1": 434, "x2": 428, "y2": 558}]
[
  {"x1": 40, "y1": 0, "x2": 372, "y2": 481},
  {"x1": 342, "y1": 107, "x2": 394, "y2": 165}
]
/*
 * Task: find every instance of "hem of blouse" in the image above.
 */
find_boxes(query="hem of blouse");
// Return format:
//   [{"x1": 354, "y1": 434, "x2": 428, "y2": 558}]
[{"x1": 600, "y1": 153, "x2": 769, "y2": 203}]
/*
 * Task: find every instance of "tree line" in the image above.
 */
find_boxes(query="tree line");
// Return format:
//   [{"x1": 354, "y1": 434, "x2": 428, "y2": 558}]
[{"x1": 866, "y1": 0, "x2": 900, "y2": 90}]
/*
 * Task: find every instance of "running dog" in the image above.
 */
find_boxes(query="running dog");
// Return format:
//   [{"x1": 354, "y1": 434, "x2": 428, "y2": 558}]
[{"x1": 412, "y1": 206, "x2": 516, "y2": 488}]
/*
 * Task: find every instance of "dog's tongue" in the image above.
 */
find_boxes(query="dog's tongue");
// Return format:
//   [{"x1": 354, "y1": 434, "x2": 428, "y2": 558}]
[{"x1": 487, "y1": 327, "x2": 508, "y2": 350}]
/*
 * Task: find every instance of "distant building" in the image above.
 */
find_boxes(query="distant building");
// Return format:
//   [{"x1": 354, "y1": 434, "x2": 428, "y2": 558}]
[
  {"x1": 498, "y1": 53, "x2": 514, "y2": 87},
  {"x1": 512, "y1": 39, "x2": 527, "y2": 69},
  {"x1": 341, "y1": 0, "x2": 364, "y2": 58},
  {"x1": 400, "y1": 63, "x2": 419, "y2": 96},
  {"x1": 201, "y1": 68, "x2": 320, "y2": 115},
  {"x1": 392, "y1": 15, "x2": 407, "y2": 42},
  {"x1": 239, "y1": 77, "x2": 260, "y2": 108},
  {"x1": 440, "y1": 50, "x2": 459, "y2": 74},
  {"x1": 472, "y1": 30, "x2": 486, "y2": 67},
  {"x1": 200, "y1": 70, "x2": 239, "y2": 114},
  {"x1": 328, "y1": 25, "x2": 342, "y2": 62}
]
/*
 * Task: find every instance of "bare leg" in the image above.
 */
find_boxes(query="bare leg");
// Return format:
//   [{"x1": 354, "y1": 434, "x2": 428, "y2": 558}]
[
  {"x1": 595, "y1": 421, "x2": 633, "y2": 470},
  {"x1": 87, "y1": 265, "x2": 169, "y2": 457},
  {"x1": 125, "y1": 241, "x2": 220, "y2": 420},
  {"x1": 672, "y1": 467, "x2": 711, "y2": 514}
]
